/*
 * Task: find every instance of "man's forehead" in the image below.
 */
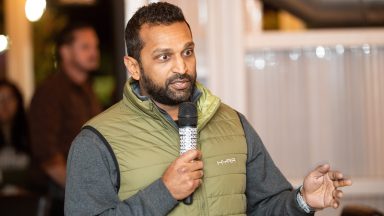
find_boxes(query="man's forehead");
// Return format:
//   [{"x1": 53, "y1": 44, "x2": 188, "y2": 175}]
[
  {"x1": 72, "y1": 28, "x2": 97, "y2": 41},
  {"x1": 73, "y1": 27, "x2": 94, "y2": 35},
  {"x1": 139, "y1": 22, "x2": 193, "y2": 51}
]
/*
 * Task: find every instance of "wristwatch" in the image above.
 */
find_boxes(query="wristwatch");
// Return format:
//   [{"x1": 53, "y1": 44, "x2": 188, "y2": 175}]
[{"x1": 296, "y1": 186, "x2": 316, "y2": 213}]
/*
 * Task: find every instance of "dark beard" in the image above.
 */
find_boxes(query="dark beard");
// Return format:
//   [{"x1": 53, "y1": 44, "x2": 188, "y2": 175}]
[{"x1": 140, "y1": 69, "x2": 196, "y2": 105}]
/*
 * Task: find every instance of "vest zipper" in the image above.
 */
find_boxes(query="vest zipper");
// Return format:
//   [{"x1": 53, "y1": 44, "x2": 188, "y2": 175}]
[
  {"x1": 151, "y1": 101, "x2": 210, "y2": 215},
  {"x1": 151, "y1": 103, "x2": 180, "y2": 155}
]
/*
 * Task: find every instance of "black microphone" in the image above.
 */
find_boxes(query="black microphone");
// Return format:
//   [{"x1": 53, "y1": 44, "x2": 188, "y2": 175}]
[{"x1": 178, "y1": 102, "x2": 198, "y2": 205}]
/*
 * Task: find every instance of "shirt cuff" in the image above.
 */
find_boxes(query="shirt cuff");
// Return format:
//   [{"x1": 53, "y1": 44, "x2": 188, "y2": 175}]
[
  {"x1": 138, "y1": 178, "x2": 179, "y2": 214},
  {"x1": 296, "y1": 185, "x2": 316, "y2": 213}
]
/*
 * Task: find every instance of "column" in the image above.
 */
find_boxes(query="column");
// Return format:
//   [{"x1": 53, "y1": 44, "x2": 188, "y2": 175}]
[{"x1": 5, "y1": 0, "x2": 34, "y2": 106}]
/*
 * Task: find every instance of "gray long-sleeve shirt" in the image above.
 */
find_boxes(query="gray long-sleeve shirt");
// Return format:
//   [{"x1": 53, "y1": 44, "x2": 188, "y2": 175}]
[{"x1": 65, "y1": 113, "x2": 312, "y2": 216}]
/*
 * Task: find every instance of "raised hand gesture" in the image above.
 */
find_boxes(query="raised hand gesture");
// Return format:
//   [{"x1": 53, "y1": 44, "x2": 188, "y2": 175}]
[{"x1": 302, "y1": 164, "x2": 352, "y2": 210}]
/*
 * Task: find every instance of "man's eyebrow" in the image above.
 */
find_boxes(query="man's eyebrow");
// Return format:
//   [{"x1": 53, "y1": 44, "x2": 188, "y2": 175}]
[
  {"x1": 152, "y1": 42, "x2": 195, "y2": 55},
  {"x1": 152, "y1": 48, "x2": 173, "y2": 55},
  {"x1": 184, "y1": 42, "x2": 195, "y2": 49}
]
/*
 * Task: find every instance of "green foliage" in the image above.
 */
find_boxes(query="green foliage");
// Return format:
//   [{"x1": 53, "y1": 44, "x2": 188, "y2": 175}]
[{"x1": 92, "y1": 74, "x2": 115, "y2": 108}]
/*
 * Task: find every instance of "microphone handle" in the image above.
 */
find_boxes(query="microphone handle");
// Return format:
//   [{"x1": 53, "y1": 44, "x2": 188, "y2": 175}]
[
  {"x1": 183, "y1": 194, "x2": 193, "y2": 205},
  {"x1": 179, "y1": 124, "x2": 197, "y2": 206}
]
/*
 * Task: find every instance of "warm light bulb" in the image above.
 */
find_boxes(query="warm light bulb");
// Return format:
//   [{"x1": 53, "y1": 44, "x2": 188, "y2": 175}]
[
  {"x1": 0, "y1": 35, "x2": 9, "y2": 53},
  {"x1": 25, "y1": 0, "x2": 46, "y2": 22}
]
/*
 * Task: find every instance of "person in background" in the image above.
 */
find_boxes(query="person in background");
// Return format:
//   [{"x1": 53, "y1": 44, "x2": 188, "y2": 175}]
[
  {"x1": 0, "y1": 80, "x2": 30, "y2": 194},
  {"x1": 65, "y1": 2, "x2": 352, "y2": 215},
  {"x1": 28, "y1": 22, "x2": 102, "y2": 215}
]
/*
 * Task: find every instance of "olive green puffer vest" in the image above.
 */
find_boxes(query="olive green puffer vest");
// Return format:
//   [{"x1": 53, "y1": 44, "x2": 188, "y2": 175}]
[{"x1": 86, "y1": 79, "x2": 247, "y2": 215}]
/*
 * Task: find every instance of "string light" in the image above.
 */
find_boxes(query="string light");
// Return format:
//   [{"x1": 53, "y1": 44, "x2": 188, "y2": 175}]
[{"x1": 25, "y1": 0, "x2": 46, "y2": 22}]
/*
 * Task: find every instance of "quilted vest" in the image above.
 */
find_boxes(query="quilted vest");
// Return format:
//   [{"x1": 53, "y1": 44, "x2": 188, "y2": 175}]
[{"x1": 86, "y1": 79, "x2": 247, "y2": 215}]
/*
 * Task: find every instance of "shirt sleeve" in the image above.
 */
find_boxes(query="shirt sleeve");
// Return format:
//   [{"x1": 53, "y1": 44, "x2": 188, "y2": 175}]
[
  {"x1": 238, "y1": 113, "x2": 313, "y2": 216},
  {"x1": 28, "y1": 87, "x2": 63, "y2": 163},
  {"x1": 64, "y1": 129, "x2": 179, "y2": 216}
]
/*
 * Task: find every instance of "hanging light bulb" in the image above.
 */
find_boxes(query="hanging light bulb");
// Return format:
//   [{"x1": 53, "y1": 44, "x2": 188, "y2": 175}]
[
  {"x1": 25, "y1": 0, "x2": 46, "y2": 22},
  {"x1": 0, "y1": 35, "x2": 9, "y2": 53}
]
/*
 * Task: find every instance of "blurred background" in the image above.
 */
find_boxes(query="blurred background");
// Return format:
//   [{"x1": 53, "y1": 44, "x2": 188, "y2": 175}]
[{"x1": 0, "y1": 0, "x2": 383, "y2": 215}]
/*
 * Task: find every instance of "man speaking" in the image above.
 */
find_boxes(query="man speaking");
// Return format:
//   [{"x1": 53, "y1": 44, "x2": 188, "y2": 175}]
[{"x1": 65, "y1": 2, "x2": 352, "y2": 215}]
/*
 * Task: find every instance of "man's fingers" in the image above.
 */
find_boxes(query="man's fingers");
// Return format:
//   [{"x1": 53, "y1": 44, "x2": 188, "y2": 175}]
[
  {"x1": 312, "y1": 164, "x2": 331, "y2": 177},
  {"x1": 328, "y1": 170, "x2": 343, "y2": 180},
  {"x1": 183, "y1": 159, "x2": 203, "y2": 169},
  {"x1": 185, "y1": 178, "x2": 202, "y2": 193},
  {"x1": 177, "y1": 160, "x2": 203, "y2": 174},
  {"x1": 180, "y1": 149, "x2": 202, "y2": 162},
  {"x1": 194, "y1": 179, "x2": 203, "y2": 188},
  {"x1": 332, "y1": 189, "x2": 343, "y2": 199},
  {"x1": 186, "y1": 170, "x2": 204, "y2": 181},
  {"x1": 332, "y1": 200, "x2": 340, "y2": 209},
  {"x1": 189, "y1": 170, "x2": 204, "y2": 180},
  {"x1": 334, "y1": 178, "x2": 353, "y2": 188}
]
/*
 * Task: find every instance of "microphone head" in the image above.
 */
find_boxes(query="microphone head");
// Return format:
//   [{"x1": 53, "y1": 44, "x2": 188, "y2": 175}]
[{"x1": 178, "y1": 102, "x2": 197, "y2": 127}]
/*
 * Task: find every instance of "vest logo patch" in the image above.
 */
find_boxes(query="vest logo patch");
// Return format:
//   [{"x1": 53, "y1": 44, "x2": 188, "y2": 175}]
[{"x1": 217, "y1": 158, "x2": 236, "y2": 165}]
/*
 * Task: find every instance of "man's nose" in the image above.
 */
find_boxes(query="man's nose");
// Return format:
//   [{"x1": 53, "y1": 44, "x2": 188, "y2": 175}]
[{"x1": 173, "y1": 55, "x2": 187, "y2": 74}]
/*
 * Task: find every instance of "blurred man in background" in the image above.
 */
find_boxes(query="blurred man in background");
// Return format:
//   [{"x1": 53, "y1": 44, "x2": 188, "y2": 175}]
[{"x1": 29, "y1": 22, "x2": 102, "y2": 215}]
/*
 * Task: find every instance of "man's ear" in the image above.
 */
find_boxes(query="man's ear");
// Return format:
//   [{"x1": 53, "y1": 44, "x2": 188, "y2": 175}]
[
  {"x1": 59, "y1": 45, "x2": 71, "y2": 62},
  {"x1": 124, "y1": 56, "x2": 141, "y2": 80}
]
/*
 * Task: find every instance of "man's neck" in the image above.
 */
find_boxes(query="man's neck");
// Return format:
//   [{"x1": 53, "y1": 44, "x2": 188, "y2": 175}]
[
  {"x1": 61, "y1": 64, "x2": 88, "y2": 85},
  {"x1": 153, "y1": 101, "x2": 179, "y2": 121}
]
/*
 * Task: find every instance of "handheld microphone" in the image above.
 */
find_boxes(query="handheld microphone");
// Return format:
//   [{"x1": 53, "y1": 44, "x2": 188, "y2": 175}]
[{"x1": 178, "y1": 102, "x2": 198, "y2": 205}]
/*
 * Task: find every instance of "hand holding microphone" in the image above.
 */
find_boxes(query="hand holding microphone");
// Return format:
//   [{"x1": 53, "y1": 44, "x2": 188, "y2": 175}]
[
  {"x1": 162, "y1": 150, "x2": 203, "y2": 201},
  {"x1": 162, "y1": 102, "x2": 203, "y2": 204}
]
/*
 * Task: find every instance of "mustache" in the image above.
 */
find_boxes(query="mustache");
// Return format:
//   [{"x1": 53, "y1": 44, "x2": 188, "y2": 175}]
[{"x1": 167, "y1": 73, "x2": 194, "y2": 85}]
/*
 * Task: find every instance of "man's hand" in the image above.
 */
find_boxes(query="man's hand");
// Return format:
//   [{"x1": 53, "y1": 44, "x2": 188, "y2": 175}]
[
  {"x1": 162, "y1": 150, "x2": 204, "y2": 200},
  {"x1": 42, "y1": 154, "x2": 67, "y2": 188},
  {"x1": 302, "y1": 164, "x2": 352, "y2": 210}
]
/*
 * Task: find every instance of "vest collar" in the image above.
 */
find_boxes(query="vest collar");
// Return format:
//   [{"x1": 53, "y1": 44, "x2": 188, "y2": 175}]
[{"x1": 123, "y1": 77, "x2": 221, "y2": 130}]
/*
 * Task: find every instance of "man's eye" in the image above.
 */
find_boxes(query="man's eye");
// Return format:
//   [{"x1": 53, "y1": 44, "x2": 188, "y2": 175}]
[
  {"x1": 183, "y1": 49, "x2": 194, "y2": 56},
  {"x1": 158, "y1": 54, "x2": 170, "y2": 61}
]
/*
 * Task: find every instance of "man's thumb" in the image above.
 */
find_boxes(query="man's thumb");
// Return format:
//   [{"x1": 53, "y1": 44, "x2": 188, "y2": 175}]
[{"x1": 313, "y1": 164, "x2": 330, "y2": 177}]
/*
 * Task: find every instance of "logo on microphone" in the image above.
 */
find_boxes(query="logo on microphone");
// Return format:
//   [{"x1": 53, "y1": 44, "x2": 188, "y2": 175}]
[{"x1": 217, "y1": 158, "x2": 236, "y2": 165}]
